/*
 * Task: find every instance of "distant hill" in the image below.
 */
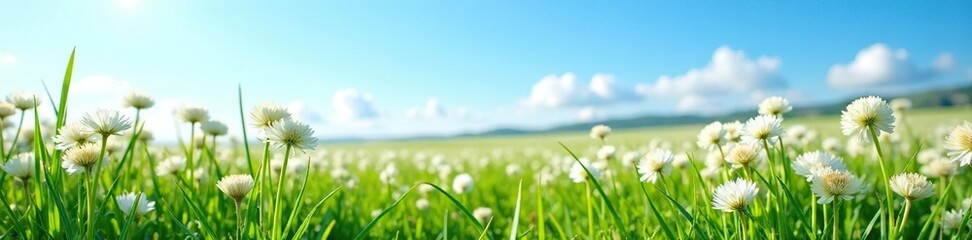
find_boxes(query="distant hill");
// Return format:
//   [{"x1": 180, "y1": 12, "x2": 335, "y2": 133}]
[{"x1": 470, "y1": 84, "x2": 972, "y2": 136}]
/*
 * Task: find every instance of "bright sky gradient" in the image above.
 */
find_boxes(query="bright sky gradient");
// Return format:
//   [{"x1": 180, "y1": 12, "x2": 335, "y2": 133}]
[{"x1": 1, "y1": 1, "x2": 971, "y2": 141}]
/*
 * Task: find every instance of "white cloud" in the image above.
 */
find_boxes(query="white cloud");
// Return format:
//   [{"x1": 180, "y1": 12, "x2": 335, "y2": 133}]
[
  {"x1": 827, "y1": 44, "x2": 952, "y2": 89},
  {"x1": 521, "y1": 73, "x2": 636, "y2": 108},
  {"x1": 636, "y1": 46, "x2": 785, "y2": 99},
  {"x1": 0, "y1": 53, "x2": 16, "y2": 66},
  {"x1": 74, "y1": 75, "x2": 132, "y2": 96},
  {"x1": 287, "y1": 100, "x2": 325, "y2": 124},
  {"x1": 577, "y1": 106, "x2": 602, "y2": 121},
  {"x1": 405, "y1": 98, "x2": 472, "y2": 120},
  {"x1": 331, "y1": 88, "x2": 378, "y2": 121}
]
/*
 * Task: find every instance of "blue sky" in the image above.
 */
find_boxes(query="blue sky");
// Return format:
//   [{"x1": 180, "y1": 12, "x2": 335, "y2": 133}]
[{"x1": 1, "y1": 1, "x2": 970, "y2": 140}]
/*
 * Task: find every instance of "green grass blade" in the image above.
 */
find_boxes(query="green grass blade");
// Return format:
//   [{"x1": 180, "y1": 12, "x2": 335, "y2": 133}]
[
  {"x1": 558, "y1": 142, "x2": 629, "y2": 237},
  {"x1": 294, "y1": 187, "x2": 341, "y2": 238},
  {"x1": 509, "y1": 180, "x2": 523, "y2": 240},
  {"x1": 536, "y1": 172, "x2": 545, "y2": 240},
  {"x1": 56, "y1": 47, "x2": 75, "y2": 129}
]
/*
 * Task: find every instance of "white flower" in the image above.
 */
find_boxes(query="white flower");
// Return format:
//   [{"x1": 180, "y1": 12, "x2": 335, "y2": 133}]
[
  {"x1": 452, "y1": 173, "x2": 474, "y2": 194},
  {"x1": 672, "y1": 153, "x2": 690, "y2": 169},
  {"x1": 123, "y1": 91, "x2": 155, "y2": 110},
  {"x1": 811, "y1": 169, "x2": 863, "y2": 204},
  {"x1": 505, "y1": 164, "x2": 522, "y2": 177},
  {"x1": 637, "y1": 149, "x2": 673, "y2": 183},
  {"x1": 155, "y1": 156, "x2": 187, "y2": 176},
  {"x1": 116, "y1": 192, "x2": 155, "y2": 216},
  {"x1": 568, "y1": 158, "x2": 601, "y2": 183},
  {"x1": 589, "y1": 124, "x2": 611, "y2": 141},
  {"x1": 53, "y1": 121, "x2": 101, "y2": 150},
  {"x1": 6, "y1": 92, "x2": 40, "y2": 110},
  {"x1": 81, "y1": 108, "x2": 132, "y2": 136},
  {"x1": 941, "y1": 209, "x2": 967, "y2": 232},
  {"x1": 379, "y1": 165, "x2": 398, "y2": 184},
  {"x1": 889, "y1": 173, "x2": 935, "y2": 201},
  {"x1": 725, "y1": 143, "x2": 764, "y2": 169},
  {"x1": 217, "y1": 174, "x2": 255, "y2": 201},
  {"x1": 741, "y1": 115, "x2": 784, "y2": 145},
  {"x1": 200, "y1": 120, "x2": 229, "y2": 136},
  {"x1": 2, "y1": 153, "x2": 36, "y2": 180},
  {"x1": 265, "y1": 119, "x2": 317, "y2": 150},
  {"x1": 822, "y1": 137, "x2": 843, "y2": 153},
  {"x1": 840, "y1": 96, "x2": 895, "y2": 143},
  {"x1": 758, "y1": 96, "x2": 792, "y2": 117},
  {"x1": 249, "y1": 102, "x2": 291, "y2": 129},
  {"x1": 472, "y1": 207, "x2": 493, "y2": 224},
  {"x1": 890, "y1": 98, "x2": 912, "y2": 112},
  {"x1": 621, "y1": 152, "x2": 639, "y2": 167},
  {"x1": 792, "y1": 151, "x2": 847, "y2": 182},
  {"x1": 177, "y1": 104, "x2": 210, "y2": 124},
  {"x1": 63, "y1": 144, "x2": 105, "y2": 172},
  {"x1": 723, "y1": 121, "x2": 743, "y2": 143},
  {"x1": 415, "y1": 198, "x2": 430, "y2": 211},
  {"x1": 712, "y1": 178, "x2": 759, "y2": 212},
  {"x1": 697, "y1": 122, "x2": 726, "y2": 150},
  {"x1": 0, "y1": 101, "x2": 15, "y2": 119},
  {"x1": 596, "y1": 145, "x2": 616, "y2": 161},
  {"x1": 945, "y1": 121, "x2": 972, "y2": 166},
  {"x1": 921, "y1": 159, "x2": 958, "y2": 178},
  {"x1": 705, "y1": 150, "x2": 725, "y2": 168}
]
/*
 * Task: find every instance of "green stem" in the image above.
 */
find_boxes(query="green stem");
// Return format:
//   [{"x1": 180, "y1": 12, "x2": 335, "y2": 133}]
[
  {"x1": 811, "y1": 195, "x2": 817, "y2": 240},
  {"x1": 187, "y1": 124, "x2": 196, "y2": 186},
  {"x1": 867, "y1": 125, "x2": 896, "y2": 236},
  {"x1": 85, "y1": 169, "x2": 95, "y2": 240},
  {"x1": 236, "y1": 200, "x2": 244, "y2": 240},
  {"x1": 0, "y1": 122, "x2": 6, "y2": 160},
  {"x1": 271, "y1": 145, "x2": 292, "y2": 239},
  {"x1": 898, "y1": 199, "x2": 913, "y2": 237},
  {"x1": 738, "y1": 212, "x2": 748, "y2": 240},
  {"x1": 5, "y1": 112, "x2": 26, "y2": 160},
  {"x1": 833, "y1": 202, "x2": 839, "y2": 240},
  {"x1": 586, "y1": 181, "x2": 594, "y2": 238}
]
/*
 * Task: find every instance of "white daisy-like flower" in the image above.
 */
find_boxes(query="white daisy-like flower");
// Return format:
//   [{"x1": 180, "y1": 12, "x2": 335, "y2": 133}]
[
  {"x1": 811, "y1": 168, "x2": 863, "y2": 204},
  {"x1": 700, "y1": 166, "x2": 721, "y2": 181},
  {"x1": 758, "y1": 96, "x2": 792, "y2": 117},
  {"x1": 81, "y1": 108, "x2": 132, "y2": 136},
  {"x1": 415, "y1": 198, "x2": 430, "y2": 211},
  {"x1": 792, "y1": 151, "x2": 847, "y2": 182},
  {"x1": 63, "y1": 144, "x2": 105, "y2": 172},
  {"x1": 697, "y1": 121, "x2": 726, "y2": 150},
  {"x1": 249, "y1": 102, "x2": 291, "y2": 129},
  {"x1": 822, "y1": 137, "x2": 843, "y2": 153},
  {"x1": 890, "y1": 98, "x2": 912, "y2": 112},
  {"x1": 6, "y1": 92, "x2": 40, "y2": 110},
  {"x1": 379, "y1": 165, "x2": 398, "y2": 184},
  {"x1": 217, "y1": 174, "x2": 255, "y2": 202},
  {"x1": 116, "y1": 192, "x2": 155, "y2": 216},
  {"x1": 155, "y1": 156, "x2": 187, "y2": 177},
  {"x1": 705, "y1": 150, "x2": 725, "y2": 168},
  {"x1": 725, "y1": 143, "x2": 764, "y2": 169},
  {"x1": 569, "y1": 158, "x2": 601, "y2": 183},
  {"x1": 177, "y1": 104, "x2": 210, "y2": 124},
  {"x1": 672, "y1": 153, "x2": 690, "y2": 169},
  {"x1": 621, "y1": 151, "x2": 639, "y2": 167},
  {"x1": 452, "y1": 173, "x2": 474, "y2": 194},
  {"x1": 889, "y1": 173, "x2": 935, "y2": 201},
  {"x1": 941, "y1": 209, "x2": 968, "y2": 232},
  {"x1": 472, "y1": 207, "x2": 493, "y2": 224},
  {"x1": 53, "y1": 121, "x2": 101, "y2": 150},
  {"x1": 505, "y1": 164, "x2": 522, "y2": 177},
  {"x1": 2, "y1": 153, "x2": 36, "y2": 180},
  {"x1": 741, "y1": 115, "x2": 784, "y2": 145},
  {"x1": 0, "y1": 101, "x2": 15, "y2": 119},
  {"x1": 590, "y1": 124, "x2": 611, "y2": 141},
  {"x1": 200, "y1": 120, "x2": 229, "y2": 137},
  {"x1": 712, "y1": 178, "x2": 759, "y2": 212},
  {"x1": 945, "y1": 121, "x2": 972, "y2": 166},
  {"x1": 123, "y1": 91, "x2": 155, "y2": 110},
  {"x1": 840, "y1": 96, "x2": 895, "y2": 143},
  {"x1": 920, "y1": 159, "x2": 958, "y2": 179},
  {"x1": 918, "y1": 149, "x2": 945, "y2": 164},
  {"x1": 723, "y1": 121, "x2": 743, "y2": 143},
  {"x1": 637, "y1": 149, "x2": 673, "y2": 183},
  {"x1": 596, "y1": 145, "x2": 616, "y2": 161},
  {"x1": 265, "y1": 119, "x2": 317, "y2": 150}
]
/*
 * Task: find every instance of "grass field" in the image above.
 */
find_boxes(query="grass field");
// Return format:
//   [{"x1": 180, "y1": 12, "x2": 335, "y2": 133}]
[{"x1": 2, "y1": 51, "x2": 972, "y2": 240}]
